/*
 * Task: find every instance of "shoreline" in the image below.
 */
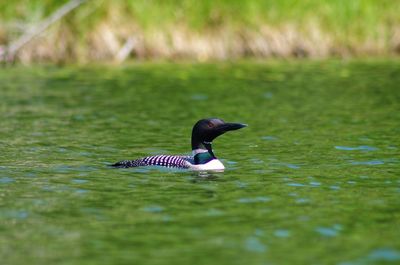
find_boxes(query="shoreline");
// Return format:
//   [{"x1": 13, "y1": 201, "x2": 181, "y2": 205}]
[{"x1": 1, "y1": 1, "x2": 399, "y2": 63}]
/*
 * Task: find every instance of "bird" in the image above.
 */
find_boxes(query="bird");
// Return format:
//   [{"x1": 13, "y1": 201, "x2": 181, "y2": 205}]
[{"x1": 111, "y1": 118, "x2": 247, "y2": 170}]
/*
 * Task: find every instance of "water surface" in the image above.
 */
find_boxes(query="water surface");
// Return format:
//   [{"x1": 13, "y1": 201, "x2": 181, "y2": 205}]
[{"x1": 1, "y1": 61, "x2": 400, "y2": 265}]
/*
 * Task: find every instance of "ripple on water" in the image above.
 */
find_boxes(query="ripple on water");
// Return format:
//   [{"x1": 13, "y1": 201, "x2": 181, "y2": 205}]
[
  {"x1": 205, "y1": 208, "x2": 224, "y2": 217},
  {"x1": 263, "y1": 92, "x2": 273, "y2": 99},
  {"x1": 274, "y1": 229, "x2": 290, "y2": 238},
  {"x1": 250, "y1": 158, "x2": 264, "y2": 164},
  {"x1": 298, "y1": 216, "x2": 310, "y2": 222},
  {"x1": 287, "y1": 183, "x2": 306, "y2": 187},
  {"x1": 80, "y1": 207, "x2": 105, "y2": 220},
  {"x1": 71, "y1": 179, "x2": 88, "y2": 184},
  {"x1": 0, "y1": 177, "x2": 14, "y2": 184},
  {"x1": 261, "y1": 136, "x2": 278, "y2": 141},
  {"x1": 162, "y1": 215, "x2": 173, "y2": 222},
  {"x1": 81, "y1": 207, "x2": 102, "y2": 215},
  {"x1": 133, "y1": 167, "x2": 153, "y2": 173},
  {"x1": 254, "y1": 228, "x2": 264, "y2": 236},
  {"x1": 309, "y1": 181, "x2": 321, "y2": 187},
  {"x1": 335, "y1": 145, "x2": 378, "y2": 151},
  {"x1": 235, "y1": 181, "x2": 248, "y2": 189},
  {"x1": 78, "y1": 151, "x2": 92, "y2": 157},
  {"x1": 142, "y1": 205, "x2": 164, "y2": 213},
  {"x1": 368, "y1": 248, "x2": 400, "y2": 262},
  {"x1": 42, "y1": 185, "x2": 54, "y2": 192},
  {"x1": 252, "y1": 169, "x2": 268, "y2": 174},
  {"x1": 238, "y1": 196, "x2": 271, "y2": 203},
  {"x1": 74, "y1": 189, "x2": 89, "y2": 194},
  {"x1": 350, "y1": 160, "x2": 384, "y2": 165},
  {"x1": 191, "y1": 94, "x2": 208, "y2": 101},
  {"x1": 339, "y1": 248, "x2": 400, "y2": 265},
  {"x1": 58, "y1": 147, "x2": 68, "y2": 153},
  {"x1": 330, "y1": 185, "x2": 341, "y2": 190},
  {"x1": 285, "y1": 163, "x2": 300, "y2": 169},
  {"x1": 296, "y1": 198, "x2": 310, "y2": 204},
  {"x1": 315, "y1": 224, "x2": 342, "y2": 237},
  {"x1": 0, "y1": 210, "x2": 29, "y2": 220},
  {"x1": 271, "y1": 162, "x2": 301, "y2": 169},
  {"x1": 25, "y1": 172, "x2": 36, "y2": 178},
  {"x1": 54, "y1": 165, "x2": 97, "y2": 173},
  {"x1": 244, "y1": 236, "x2": 267, "y2": 253}
]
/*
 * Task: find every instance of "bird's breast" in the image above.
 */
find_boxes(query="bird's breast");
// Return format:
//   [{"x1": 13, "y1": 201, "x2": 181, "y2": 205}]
[{"x1": 189, "y1": 159, "x2": 225, "y2": 171}]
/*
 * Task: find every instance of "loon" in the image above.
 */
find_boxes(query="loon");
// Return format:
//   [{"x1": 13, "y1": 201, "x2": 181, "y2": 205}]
[{"x1": 112, "y1": 118, "x2": 247, "y2": 170}]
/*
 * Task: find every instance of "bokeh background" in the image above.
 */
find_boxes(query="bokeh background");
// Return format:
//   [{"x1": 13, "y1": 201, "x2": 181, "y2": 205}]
[{"x1": 1, "y1": 0, "x2": 400, "y2": 63}]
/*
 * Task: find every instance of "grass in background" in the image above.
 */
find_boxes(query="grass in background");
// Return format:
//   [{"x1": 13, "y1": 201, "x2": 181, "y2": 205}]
[{"x1": 0, "y1": 0, "x2": 400, "y2": 62}]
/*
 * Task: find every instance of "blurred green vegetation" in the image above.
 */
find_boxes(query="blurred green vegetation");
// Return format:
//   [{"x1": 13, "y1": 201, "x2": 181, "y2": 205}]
[{"x1": 1, "y1": 0, "x2": 399, "y2": 62}]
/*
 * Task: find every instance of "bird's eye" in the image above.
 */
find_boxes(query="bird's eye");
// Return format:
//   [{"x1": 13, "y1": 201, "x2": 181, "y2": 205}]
[{"x1": 207, "y1": 122, "x2": 214, "y2": 128}]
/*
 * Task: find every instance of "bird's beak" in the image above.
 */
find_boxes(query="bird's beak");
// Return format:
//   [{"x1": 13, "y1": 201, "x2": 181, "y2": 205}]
[{"x1": 219, "y1": 122, "x2": 247, "y2": 132}]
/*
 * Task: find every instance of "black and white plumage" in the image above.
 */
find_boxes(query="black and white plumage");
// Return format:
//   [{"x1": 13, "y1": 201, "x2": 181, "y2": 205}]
[
  {"x1": 112, "y1": 155, "x2": 193, "y2": 169},
  {"x1": 112, "y1": 118, "x2": 246, "y2": 171}
]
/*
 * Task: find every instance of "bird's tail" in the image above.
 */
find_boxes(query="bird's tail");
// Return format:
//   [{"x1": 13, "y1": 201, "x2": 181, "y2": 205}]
[{"x1": 111, "y1": 159, "x2": 143, "y2": 168}]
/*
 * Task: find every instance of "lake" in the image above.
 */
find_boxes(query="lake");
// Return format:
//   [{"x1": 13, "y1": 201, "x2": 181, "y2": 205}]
[{"x1": 1, "y1": 61, "x2": 399, "y2": 265}]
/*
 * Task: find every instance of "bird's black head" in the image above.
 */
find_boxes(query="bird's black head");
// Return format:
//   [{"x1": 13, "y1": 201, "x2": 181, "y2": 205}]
[{"x1": 191, "y1": 118, "x2": 247, "y2": 151}]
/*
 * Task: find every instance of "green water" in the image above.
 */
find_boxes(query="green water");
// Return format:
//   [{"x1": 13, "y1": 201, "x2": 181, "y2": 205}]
[{"x1": 1, "y1": 61, "x2": 400, "y2": 265}]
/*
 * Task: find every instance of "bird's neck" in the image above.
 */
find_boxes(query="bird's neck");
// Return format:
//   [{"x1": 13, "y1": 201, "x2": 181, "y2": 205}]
[
  {"x1": 192, "y1": 142, "x2": 216, "y2": 165},
  {"x1": 192, "y1": 149, "x2": 215, "y2": 165}
]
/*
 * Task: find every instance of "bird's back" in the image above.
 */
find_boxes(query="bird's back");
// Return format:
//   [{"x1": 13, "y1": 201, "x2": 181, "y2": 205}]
[{"x1": 111, "y1": 155, "x2": 193, "y2": 169}]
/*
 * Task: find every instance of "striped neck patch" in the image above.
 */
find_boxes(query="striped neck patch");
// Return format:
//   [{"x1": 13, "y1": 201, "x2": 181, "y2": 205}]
[{"x1": 194, "y1": 152, "x2": 214, "y2": 165}]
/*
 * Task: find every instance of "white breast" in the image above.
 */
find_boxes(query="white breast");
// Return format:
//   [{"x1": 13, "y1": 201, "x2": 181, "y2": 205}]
[{"x1": 189, "y1": 159, "x2": 225, "y2": 171}]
